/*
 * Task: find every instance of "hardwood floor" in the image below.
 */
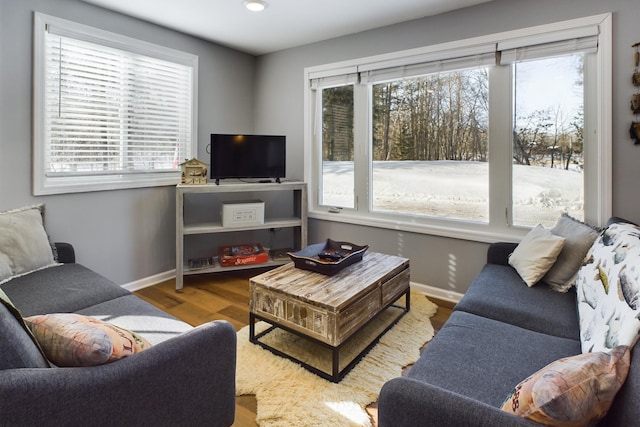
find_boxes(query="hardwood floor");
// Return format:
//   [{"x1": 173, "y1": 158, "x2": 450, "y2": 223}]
[{"x1": 134, "y1": 269, "x2": 453, "y2": 427}]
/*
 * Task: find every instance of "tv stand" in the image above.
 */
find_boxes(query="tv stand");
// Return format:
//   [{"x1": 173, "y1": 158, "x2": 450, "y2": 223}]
[{"x1": 175, "y1": 181, "x2": 307, "y2": 291}]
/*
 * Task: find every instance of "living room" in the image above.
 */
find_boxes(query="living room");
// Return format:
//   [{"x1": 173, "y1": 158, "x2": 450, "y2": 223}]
[
  {"x1": 1, "y1": 0, "x2": 640, "y2": 425},
  {"x1": 1, "y1": 0, "x2": 638, "y2": 296}
]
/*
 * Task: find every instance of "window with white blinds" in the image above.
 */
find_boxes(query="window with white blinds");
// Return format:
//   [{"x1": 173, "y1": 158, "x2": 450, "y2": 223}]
[{"x1": 33, "y1": 13, "x2": 198, "y2": 195}]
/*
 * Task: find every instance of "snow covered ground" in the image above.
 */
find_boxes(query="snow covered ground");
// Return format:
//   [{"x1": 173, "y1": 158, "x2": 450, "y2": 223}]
[{"x1": 322, "y1": 160, "x2": 583, "y2": 226}]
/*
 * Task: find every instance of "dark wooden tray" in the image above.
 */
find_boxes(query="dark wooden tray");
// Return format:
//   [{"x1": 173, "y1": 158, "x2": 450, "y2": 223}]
[{"x1": 288, "y1": 239, "x2": 368, "y2": 275}]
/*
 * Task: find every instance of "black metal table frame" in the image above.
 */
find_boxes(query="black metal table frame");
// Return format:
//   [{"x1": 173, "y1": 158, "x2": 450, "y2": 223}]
[{"x1": 249, "y1": 288, "x2": 410, "y2": 383}]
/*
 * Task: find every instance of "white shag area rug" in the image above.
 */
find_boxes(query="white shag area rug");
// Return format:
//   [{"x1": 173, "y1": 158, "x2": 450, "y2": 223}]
[{"x1": 236, "y1": 290, "x2": 438, "y2": 427}]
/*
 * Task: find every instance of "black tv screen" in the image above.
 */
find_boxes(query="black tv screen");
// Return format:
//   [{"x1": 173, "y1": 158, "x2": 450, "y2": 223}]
[{"x1": 210, "y1": 134, "x2": 286, "y2": 183}]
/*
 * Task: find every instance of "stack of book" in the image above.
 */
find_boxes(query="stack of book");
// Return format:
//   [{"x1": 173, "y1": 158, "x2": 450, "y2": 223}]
[{"x1": 188, "y1": 256, "x2": 216, "y2": 269}]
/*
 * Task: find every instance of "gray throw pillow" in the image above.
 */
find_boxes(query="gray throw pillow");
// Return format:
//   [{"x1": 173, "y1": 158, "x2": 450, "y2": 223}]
[{"x1": 543, "y1": 213, "x2": 601, "y2": 292}]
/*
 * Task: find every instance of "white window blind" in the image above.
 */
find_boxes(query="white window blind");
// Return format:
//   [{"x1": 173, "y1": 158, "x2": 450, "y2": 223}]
[
  {"x1": 310, "y1": 24, "x2": 600, "y2": 87},
  {"x1": 309, "y1": 66, "x2": 359, "y2": 90},
  {"x1": 33, "y1": 13, "x2": 198, "y2": 194},
  {"x1": 310, "y1": 44, "x2": 497, "y2": 88},
  {"x1": 359, "y1": 44, "x2": 496, "y2": 84},
  {"x1": 498, "y1": 26, "x2": 599, "y2": 64}
]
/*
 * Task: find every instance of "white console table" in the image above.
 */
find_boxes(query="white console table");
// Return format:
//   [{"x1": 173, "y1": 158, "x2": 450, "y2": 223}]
[{"x1": 175, "y1": 181, "x2": 307, "y2": 291}]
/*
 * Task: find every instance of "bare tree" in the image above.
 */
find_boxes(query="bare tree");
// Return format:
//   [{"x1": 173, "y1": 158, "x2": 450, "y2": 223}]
[{"x1": 322, "y1": 85, "x2": 354, "y2": 161}]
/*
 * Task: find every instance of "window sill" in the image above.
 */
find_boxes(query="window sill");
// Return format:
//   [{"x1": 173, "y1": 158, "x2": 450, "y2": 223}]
[
  {"x1": 308, "y1": 209, "x2": 526, "y2": 244},
  {"x1": 33, "y1": 173, "x2": 182, "y2": 196}
]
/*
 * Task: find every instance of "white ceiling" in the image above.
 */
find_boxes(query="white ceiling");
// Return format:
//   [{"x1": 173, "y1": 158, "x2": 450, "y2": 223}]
[{"x1": 80, "y1": 0, "x2": 493, "y2": 55}]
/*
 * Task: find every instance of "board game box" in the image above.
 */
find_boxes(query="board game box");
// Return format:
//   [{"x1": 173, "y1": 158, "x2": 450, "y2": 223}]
[{"x1": 218, "y1": 243, "x2": 268, "y2": 267}]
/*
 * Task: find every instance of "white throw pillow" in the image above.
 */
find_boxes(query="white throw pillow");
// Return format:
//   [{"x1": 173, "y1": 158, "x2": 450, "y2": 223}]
[
  {"x1": 0, "y1": 205, "x2": 56, "y2": 283},
  {"x1": 509, "y1": 224, "x2": 566, "y2": 287}
]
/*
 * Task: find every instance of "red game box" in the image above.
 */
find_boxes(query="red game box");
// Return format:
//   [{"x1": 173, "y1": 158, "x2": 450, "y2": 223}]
[{"x1": 218, "y1": 243, "x2": 268, "y2": 267}]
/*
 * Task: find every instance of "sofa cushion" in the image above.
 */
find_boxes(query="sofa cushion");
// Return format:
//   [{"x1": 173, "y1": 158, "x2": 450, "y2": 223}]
[
  {"x1": 407, "y1": 311, "x2": 582, "y2": 408},
  {"x1": 0, "y1": 205, "x2": 57, "y2": 284},
  {"x1": 508, "y1": 224, "x2": 566, "y2": 287},
  {"x1": 454, "y1": 264, "x2": 580, "y2": 340},
  {"x1": 0, "y1": 293, "x2": 49, "y2": 370},
  {"x1": 25, "y1": 313, "x2": 152, "y2": 367},
  {"x1": 543, "y1": 213, "x2": 601, "y2": 293},
  {"x1": 576, "y1": 221, "x2": 640, "y2": 353},
  {"x1": 1, "y1": 263, "x2": 130, "y2": 316},
  {"x1": 75, "y1": 295, "x2": 193, "y2": 345},
  {"x1": 501, "y1": 345, "x2": 630, "y2": 426}
]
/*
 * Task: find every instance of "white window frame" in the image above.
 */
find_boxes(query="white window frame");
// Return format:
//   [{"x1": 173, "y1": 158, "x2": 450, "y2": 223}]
[
  {"x1": 303, "y1": 13, "x2": 612, "y2": 242},
  {"x1": 33, "y1": 12, "x2": 198, "y2": 195}
]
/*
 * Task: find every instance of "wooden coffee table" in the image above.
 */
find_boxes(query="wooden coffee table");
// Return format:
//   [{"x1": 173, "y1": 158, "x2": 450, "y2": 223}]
[{"x1": 249, "y1": 251, "x2": 410, "y2": 382}]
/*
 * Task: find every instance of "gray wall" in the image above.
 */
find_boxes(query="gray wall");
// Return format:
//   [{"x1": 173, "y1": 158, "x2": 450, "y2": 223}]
[
  {"x1": 253, "y1": 0, "x2": 640, "y2": 297},
  {"x1": 0, "y1": 0, "x2": 255, "y2": 285}
]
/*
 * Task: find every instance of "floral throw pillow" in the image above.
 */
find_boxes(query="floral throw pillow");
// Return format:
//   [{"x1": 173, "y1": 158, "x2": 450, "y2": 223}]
[
  {"x1": 25, "y1": 313, "x2": 151, "y2": 367},
  {"x1": 575, "y1": 221, "x2": 640, "y2": 353},
  {"x1": 502, "y1": 345, "x2": 630, "y2": 427}
]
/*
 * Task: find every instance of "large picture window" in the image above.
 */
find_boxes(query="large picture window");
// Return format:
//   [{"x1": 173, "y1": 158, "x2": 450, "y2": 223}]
[
  {"x1": 33, "y1": 13, "x2": 198, "y2": 195},
  {"x1": 305, "y1": 14, "x2": 611, "y2": 241},
  {"x1": 370, "y1": 68, "x2": 489, "y2": 222}
]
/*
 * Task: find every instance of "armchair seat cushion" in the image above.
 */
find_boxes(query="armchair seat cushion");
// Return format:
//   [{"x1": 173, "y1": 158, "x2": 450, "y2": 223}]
[
  {"x1": 75, "y1": 295, "x2": 193, "y2": 345},
  {"x1": 408, "y1": 311, "x2": 581, "y2": 408},
  {"x1": 2, "y1": 264, "x2": 130, "y2": 316},
  {"x1": 454, "y1": 264, "x2": 580, "y2": 340}
]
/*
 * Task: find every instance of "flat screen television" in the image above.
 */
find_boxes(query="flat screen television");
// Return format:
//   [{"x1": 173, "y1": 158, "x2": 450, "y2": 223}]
[{"x1": 209, "y1": 133, "x2": 286, "y2": 184}]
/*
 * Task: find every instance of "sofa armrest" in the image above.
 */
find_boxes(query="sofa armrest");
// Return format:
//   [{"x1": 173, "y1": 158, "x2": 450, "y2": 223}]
[
  {"x1": 486, "y1": 242, "x2": 518, "y2": 266},
  {"x1": 0, "y1": 320, "x2": 236, "y2": 427},
  {"x1": 53, "y1": 242, "x2": 75, "y2": 264},
  {"x1": 378, "y1": 377, "x2": 540, "y2": 427}
]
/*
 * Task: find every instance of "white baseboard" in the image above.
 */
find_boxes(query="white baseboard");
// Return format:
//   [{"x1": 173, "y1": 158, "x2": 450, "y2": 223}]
[
  {"x1": 122, "y1": 269, "x2": 176, "y2": 292},
  {"x1": 410, "y1": 281, "x2": 463, "y2": 304},
  {"x1": 122, "y1": 270, "x2": 464, "y2": 305}
]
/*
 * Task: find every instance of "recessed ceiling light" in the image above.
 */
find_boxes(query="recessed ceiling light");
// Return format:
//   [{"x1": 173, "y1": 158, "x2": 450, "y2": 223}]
[{"x1": 244, "y1": 0, "x2": 268, "y2": 12}]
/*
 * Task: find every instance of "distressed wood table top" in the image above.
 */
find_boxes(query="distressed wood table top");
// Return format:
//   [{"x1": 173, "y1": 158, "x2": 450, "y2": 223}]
[{"x1": 249, "y1": 251, "x2": 409, "y2": 312}]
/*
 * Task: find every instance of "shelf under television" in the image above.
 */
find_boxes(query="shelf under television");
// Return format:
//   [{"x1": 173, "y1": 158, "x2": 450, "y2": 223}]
[{"x1": 183, "y1": 217, "x2": 302, "y2": 235}]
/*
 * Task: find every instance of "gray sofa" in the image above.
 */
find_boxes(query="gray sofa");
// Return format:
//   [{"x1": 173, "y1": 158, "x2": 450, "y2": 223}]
[
  {"x1": 0, "y1": 242, "x2": 236, "y2": 427},
  {"x1": 379, "y1": 218, "x2": 640, "y2": 426}
]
